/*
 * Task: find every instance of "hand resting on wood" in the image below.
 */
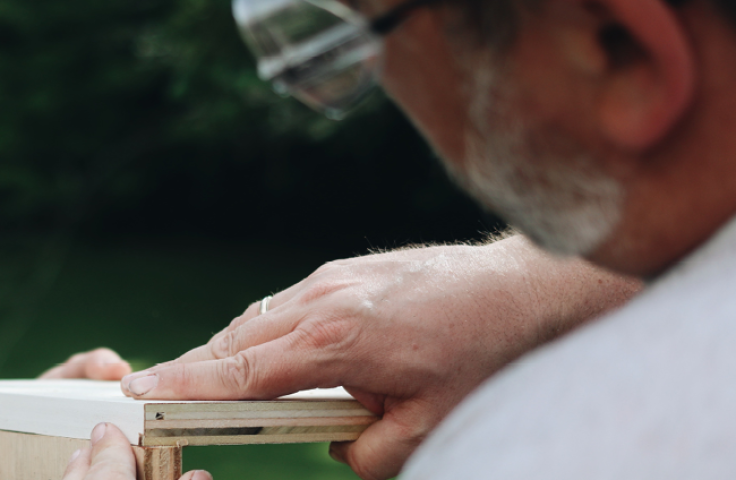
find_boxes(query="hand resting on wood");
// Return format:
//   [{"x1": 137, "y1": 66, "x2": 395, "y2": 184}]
[{"x1": 121, "y1": 235, "x2": 641, "y2": 480}]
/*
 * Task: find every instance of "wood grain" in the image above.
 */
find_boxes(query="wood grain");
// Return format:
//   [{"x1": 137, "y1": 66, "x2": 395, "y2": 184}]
[
  {"x1": 0, "y1": 429, "x2": 89, "y2": 480},
  {"x1": 0, "y1": 430, "x2": 181, "y2": 480},
  {"x1": 133, "y1": 445, "x2": 182, "y2": 480}
]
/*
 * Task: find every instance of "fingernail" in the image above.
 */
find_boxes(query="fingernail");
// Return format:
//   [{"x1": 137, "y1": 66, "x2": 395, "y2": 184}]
[
  {"x1": 192, "y1": 471, "x2": 213, "y2": 480},
  {"x1": 91, "y1": 423, "x2": 107, "y2": 445},
  {"x1": 122, "y1": 373, "x2": 139, "y2": 392},
  {"x1": 68, "y1": 449, "x2": 83, "y2": 463},
  {"x1": 123, "y1": 370, "x2": 150, "y2": 384},
  {"x1": 129, "y1": 374, "x2": 159, "y2": 396}
]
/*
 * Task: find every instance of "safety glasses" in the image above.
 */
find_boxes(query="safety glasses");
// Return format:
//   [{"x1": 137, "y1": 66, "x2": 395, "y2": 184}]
[{"x1": 232, "y1": 0, "x2": 440, "y2": 119}]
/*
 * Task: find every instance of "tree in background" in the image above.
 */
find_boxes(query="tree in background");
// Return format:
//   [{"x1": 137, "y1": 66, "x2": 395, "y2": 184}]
[{"x1": 0, "y1": 0, "x2": 489, "y2": 248}]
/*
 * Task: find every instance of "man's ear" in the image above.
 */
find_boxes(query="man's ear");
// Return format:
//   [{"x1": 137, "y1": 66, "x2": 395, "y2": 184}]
[{"x1": 590, "y1": 0, "x2": 696, "y2": 151}]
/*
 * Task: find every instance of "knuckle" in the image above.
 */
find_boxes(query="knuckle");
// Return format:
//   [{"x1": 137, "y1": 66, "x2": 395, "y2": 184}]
[
  {"x1": 299, "y1": 316, "x2": 357, "y2": 351},
  {"x1": 243, "y1": 300, "x2": 261, "y2": 316},
  {"x1": 168, "y1": 367, "x2": 196, "y2": 398},
  {"x1": 229, "y1": 314, "x2": 245, "y2": 329},
  {"x1": 300, "y1": 279, "x2": 348, "y2": 306},
  {"x1": 218, "y1": 352, "x2": 253, "y2": 395},
  {"x1": 209, "y1": 331, "x2": 236, "y2": 359}
]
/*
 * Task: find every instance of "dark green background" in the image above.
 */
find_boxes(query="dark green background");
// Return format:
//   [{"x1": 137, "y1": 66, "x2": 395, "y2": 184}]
[{"x1": 0, "y1": 0, "x2": 500, "y2": 477}]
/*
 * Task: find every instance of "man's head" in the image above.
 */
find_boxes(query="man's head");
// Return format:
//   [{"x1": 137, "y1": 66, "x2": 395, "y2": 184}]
[{"x1": 370, "y1": 0, "x2": 736, "y2": 277}]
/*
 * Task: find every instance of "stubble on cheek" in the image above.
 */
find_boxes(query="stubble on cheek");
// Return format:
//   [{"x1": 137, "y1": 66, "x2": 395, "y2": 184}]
[{"x1": 446, "y1": 51, "x2": 625, "y2": 257}]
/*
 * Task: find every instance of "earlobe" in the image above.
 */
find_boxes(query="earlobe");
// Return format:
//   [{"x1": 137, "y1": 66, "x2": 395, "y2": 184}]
[
  {"x1": 599, "y1": 63, "x2": 672, "y2": 150},
  {"x1": 592, "y1": 0, "x2": 696, "y2": 151}
]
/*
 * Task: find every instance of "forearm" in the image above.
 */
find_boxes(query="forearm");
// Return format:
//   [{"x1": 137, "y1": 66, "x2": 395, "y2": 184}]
[
  {"x1": 117, "y1": 235, "x2": 643, "y2": 480},
  {"x1": 486, "y1": 234, "x2": 643, "y2": 346}
]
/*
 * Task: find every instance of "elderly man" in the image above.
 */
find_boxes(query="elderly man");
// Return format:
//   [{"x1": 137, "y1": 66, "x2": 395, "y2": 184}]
[{"x1": 76, "y1": 0, "x2": 736, "y2": 478}]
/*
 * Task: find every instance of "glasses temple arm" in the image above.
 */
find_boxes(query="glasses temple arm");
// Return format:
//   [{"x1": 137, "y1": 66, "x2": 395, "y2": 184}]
[{"x1": 369, "y1": 0, "x2": 443, "y2": 35}]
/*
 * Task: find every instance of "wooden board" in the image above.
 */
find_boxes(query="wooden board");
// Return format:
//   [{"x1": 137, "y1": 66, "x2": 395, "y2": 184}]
[
  {"x1": 0, "y1": 430, "x2": 89, "y2": 480},
  {"x1": 0, "y1": 380, "x2": 376, "y2": 447},
  {"x1": 0, "y1": 430, "x2": 181, "y2": 480}
]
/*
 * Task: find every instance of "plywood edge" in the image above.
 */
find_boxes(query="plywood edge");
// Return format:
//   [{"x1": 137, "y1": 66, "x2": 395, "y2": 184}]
[
  {"x1": 142, "y1": 431, "x2": 365, "y2": 446},
  {"x1": 144, "y1": 400, "x2": 367, "y2": 414},
  {"x1": 145, "y1": 408, "x2": 374, "y2": 421},
  {"x1": 146, "y1": 416, "x2": 377, "y2": 429}
]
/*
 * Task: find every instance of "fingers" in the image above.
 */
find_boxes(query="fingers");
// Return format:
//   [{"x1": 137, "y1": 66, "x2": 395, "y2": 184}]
[
  {"x1": 196, "y1": 277, "x2": 318, "y2": 352},
  {"x1": 62, "y1": 423, "x2": 213, "y2": 480},
  {"x1": 164, "y1": 290, "x2": 291, "y2": 367},
  {"x1": 173, "y1": 311, "x2": 296, "y2": 365},
  {"x1": 179, "y1": 470, "x2": 214, "y2": 480},
  {"x1": 83, "y1": 349, "x2": 133, "y2": 380},
  {"x1": 85, "y1": 423, "x2": 137, "y2": 480},
  {"x1": 62, "y1": 446, "x2": 92, "y2": 480},
  {"x1": 63, "y1": 423, "x2": 136, "y2": 480},
  {"x1": 40, "y1": 348, "x2": 132, "y2": 380},
  {"x1": 328, "y1": 405, "x2": 428, "y2": 480},
  {"x1": 122, "y1": 334, "x2": 337, "y2": 400}
]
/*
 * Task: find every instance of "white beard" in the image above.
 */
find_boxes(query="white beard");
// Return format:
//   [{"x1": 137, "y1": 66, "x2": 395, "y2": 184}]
[{"x1": 448, "y1": 61, "x2": 624, "y2": 257}]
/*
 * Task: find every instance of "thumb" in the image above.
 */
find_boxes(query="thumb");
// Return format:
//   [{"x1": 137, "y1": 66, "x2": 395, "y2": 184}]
[
  {"x1": 86, "y1": 423, "x2": 137, "y2": 480},
  {"x1": 329, "y1": 405, "x2": 428, "y2": 480},
  {"x1": 179, "y1": 471, "x2": 213, "y2": 480}
]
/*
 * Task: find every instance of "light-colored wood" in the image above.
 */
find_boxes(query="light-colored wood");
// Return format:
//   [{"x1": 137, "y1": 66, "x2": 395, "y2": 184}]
[
  {"x1": 142, "y1": 431, "x2": 368, "y2": 447},
  {"x1": 0, "y1": 430, "x2": 181, "y2": 480},
  {"x1": 142, "y1": 424, "x2": 369, "y2": 447},
  {"x1": 0, "y1": 429, "x2": 89, "y2": 480},
  {"x1": 149, "y1": 415, "x2": 377, "y2": 429},
  {"x1": 132, "y1": 445, "x2": 182, "y2": 480},
  {"x1": 0, "y1": 380, "x2": 377, "y2": 446},
  {"x1": 0, "y1": 380, "x2": 144, "y2": 444}
]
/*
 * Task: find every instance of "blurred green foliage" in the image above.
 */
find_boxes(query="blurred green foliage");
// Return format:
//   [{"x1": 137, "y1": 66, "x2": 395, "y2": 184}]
[
  {"x1": 0, "y1": 0, "x2": 495, "y2": 249},
  {"x1": 0, "y1": 0, "x2": 496, "y2": 478},
  {"x1": 0, "y1": 236, "x2": 361, "y2": 479},
  {"x1": 0, "y1": 0, "x2": 336, "y2": 229}
]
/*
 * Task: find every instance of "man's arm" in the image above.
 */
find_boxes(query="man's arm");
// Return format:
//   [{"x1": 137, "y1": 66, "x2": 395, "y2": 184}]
[{"x1": 120, "y1": 234, "x2": 641, "y2": 480}]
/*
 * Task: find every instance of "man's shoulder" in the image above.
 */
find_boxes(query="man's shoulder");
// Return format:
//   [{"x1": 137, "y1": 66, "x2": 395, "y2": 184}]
[{"x1": 403, "y1": 227, "x2": 736, "y2": 480}]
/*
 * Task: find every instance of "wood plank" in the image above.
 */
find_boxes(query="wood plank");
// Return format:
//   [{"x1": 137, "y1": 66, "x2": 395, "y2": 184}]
[
  {"x1": 0, "y1": 430, "x2": 89, "y2": 480},
  {"x1": 0, "y1": 380, "x2": 145, "y2": 444},
  {"x1": 132, "y1": 445, "x2": 183, "y2": 480},
  {"x1": 148, "y1": 415, "x2": 377, "y2": 429},
  {"x1": 142, "y1": 424, "x2": 368, "y2": 446},
  {"x1": 0, "y1": 430, "x2": 181, "y2": 480},
  {"x1": 142, "y1": 432, "x2": 366, "y2": 447},
  {"x1": 0, "y1": 380, "x2": 377, "y2": 446},
  {"x1": 144, "y1": 407, "x2": 372, "y2": 421}
]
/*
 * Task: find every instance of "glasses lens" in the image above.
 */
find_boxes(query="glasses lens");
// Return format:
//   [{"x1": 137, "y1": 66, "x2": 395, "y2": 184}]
[{"x1": 233, "y1": 0, "x2": 381, "y2": 119}]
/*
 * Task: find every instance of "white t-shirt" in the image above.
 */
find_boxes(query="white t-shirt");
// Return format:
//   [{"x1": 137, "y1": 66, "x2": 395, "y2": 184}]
[{"x1": 403, "y1": 218, "x2": 736, "y2": 479}]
